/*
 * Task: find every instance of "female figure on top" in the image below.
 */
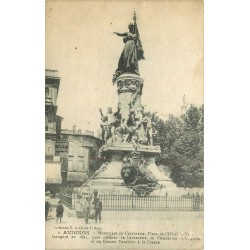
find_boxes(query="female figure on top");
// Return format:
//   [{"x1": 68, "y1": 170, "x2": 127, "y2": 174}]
[{"x1": 113, "y1": 17, "x2": 144, "y2": 82}]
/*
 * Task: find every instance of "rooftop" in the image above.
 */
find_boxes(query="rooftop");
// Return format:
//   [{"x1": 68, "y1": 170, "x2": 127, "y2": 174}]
[
  {"x1": 45, "y1": 69, "x2": 59, "y2": 78},
  {"x1": 61, "y1": 128, "x2": 100, "y2": 138}
]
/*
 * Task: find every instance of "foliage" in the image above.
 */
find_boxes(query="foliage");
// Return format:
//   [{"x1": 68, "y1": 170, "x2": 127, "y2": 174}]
[{"x1": 154, "y1": 105, "x2": 204, "y2": 188}]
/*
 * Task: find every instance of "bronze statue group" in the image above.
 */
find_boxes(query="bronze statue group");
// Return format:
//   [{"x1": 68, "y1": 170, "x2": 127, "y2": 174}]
[{"x1": 99, "y1": 105, "x2": 157, "y2": 149}]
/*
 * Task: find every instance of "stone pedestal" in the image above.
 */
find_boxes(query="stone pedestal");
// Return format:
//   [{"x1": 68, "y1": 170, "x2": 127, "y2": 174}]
[
  {"x1": 81, "y1": 143, "x2": 168, "y2": 195},
  {"x1": 115, "y1": 73, "x2": 144, "y2": 120}
]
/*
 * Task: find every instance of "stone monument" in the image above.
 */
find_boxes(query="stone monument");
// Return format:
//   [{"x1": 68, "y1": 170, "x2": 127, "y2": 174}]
[{"x1": 81, "y1": 12, "x2": 173, "y2": 196}]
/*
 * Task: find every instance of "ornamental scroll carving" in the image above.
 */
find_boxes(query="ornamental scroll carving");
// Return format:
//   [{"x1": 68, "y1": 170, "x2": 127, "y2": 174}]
[{"x1": 116, "y1": 76, "x2": 144, "y2": 95}]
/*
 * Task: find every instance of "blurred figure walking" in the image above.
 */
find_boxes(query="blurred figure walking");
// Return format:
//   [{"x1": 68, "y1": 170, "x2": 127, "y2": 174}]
[
  {"x1": 94, "y1": 198, "x2": 102, "y2": 223},
  {"x1": 84, "y1": 197, "x2": 90, "y2": 224},
  {"x1": 56, "y1": 201, "x2": 64, "y2": 223},
  {"x1": 45, "y1": 198, "x2": 51, "y2": 220}
]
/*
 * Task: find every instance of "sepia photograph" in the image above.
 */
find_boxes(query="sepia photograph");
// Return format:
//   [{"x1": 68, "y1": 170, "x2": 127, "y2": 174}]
[{"x1": 45, "y1": 0, "x2": 204, "y2": 249}]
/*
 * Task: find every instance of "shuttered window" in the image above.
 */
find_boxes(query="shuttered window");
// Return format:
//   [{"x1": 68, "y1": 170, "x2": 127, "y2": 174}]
[
  {"x1": 78, "y1": 161, "x2": 85, "y2": 171},
  {"x1": 68, "y1": 146, "x2": 74, "y2": 156},
  {"x1": 68, "y1": 161, "x2": 73, "y2": 171},
  {"x1": 78, "y1": 147, "x2": 84, "y2": 157}
]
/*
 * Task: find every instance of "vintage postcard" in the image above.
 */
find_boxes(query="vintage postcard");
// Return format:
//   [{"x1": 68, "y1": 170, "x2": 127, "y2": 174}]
[{"x1": 45, "y1": 0, "x2": 204, "y2": 249}]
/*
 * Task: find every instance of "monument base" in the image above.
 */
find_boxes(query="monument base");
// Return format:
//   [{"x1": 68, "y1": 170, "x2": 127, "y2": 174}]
[
  {"x1": 80, "y1": 142, "x2": 178, "y2": 195},
  {"x1": 80, "y1": 161, "x2": 176, "y2": 195},
  {"x1": 101, "y1": 142, "x2": 161, "y2": 163}
]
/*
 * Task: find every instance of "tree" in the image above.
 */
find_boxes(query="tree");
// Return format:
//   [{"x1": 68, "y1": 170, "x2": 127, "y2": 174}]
[{"x1": 155, "y1": 105, "x2": 204, "y2": 188}]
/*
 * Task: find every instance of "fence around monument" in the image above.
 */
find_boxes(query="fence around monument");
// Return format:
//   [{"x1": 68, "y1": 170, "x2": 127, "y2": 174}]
[
  {"x1": 59, "y1": 192, "x2": 204, "y2": 212},
  {"x1": 59, "y1": 192, "x2": 76, "y2": 209}
]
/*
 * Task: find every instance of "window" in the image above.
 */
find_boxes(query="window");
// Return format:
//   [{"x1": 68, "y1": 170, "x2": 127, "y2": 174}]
[
  {"x1": 68, "y1": 161, "x2": 73, "y2": 171},
  {"x1": 78, "y1": 161, "x2": 85, "y2": 171},
  {"x1": 45, "y1": 87, "x2": 49, "y2": 98},
  {"x1": 45, "y1": 140, "x2": 55, "y2": 155},
  {"x1": 52, "y1": 88, "x2": 57, "y2": 105},
  {"x1": 78, "y1": 147, "x2": 84, "y2": 157},
  {"x1": 68, "y1": 146, "x2": 74, "y2": 156},
  {"x1": 89, "y1": 149, "x2": 96, "y2": 161}
]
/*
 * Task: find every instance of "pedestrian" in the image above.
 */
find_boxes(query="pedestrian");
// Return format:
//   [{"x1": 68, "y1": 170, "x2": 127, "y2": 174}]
[
  {"x1": 84, "y1": 197, "x2": 90, "y2": 224},
  {"x1": 56, "y1": 200, "x2": 64, "y2": 223},
  {"x1": 45, "y1": 199, "x2": 51, "y2": 220},
  {"x1": 94, "y1": 197, "x2": 102, "y2": 223}
]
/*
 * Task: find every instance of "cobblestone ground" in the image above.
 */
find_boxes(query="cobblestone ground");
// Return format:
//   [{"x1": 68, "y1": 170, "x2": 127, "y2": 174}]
[{"x1": 46, "y1": 201, "x2": 203, "y2": 250}]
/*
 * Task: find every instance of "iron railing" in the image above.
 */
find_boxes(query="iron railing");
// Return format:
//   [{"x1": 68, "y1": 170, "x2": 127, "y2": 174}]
[
  {"x1": 59, "y1": 192, "x2": 204, "y2": 212},
  {"x1": 59, "y1": 192, "x2": 76, "y2": 209},
  {"x1": 99, "y1": 193, "x2": 203, "y2": 211}
]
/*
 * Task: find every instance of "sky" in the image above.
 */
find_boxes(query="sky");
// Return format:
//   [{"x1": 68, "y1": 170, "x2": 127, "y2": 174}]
[{"x1": 46, "y1": 0, "x2": 203, "y2": 134}]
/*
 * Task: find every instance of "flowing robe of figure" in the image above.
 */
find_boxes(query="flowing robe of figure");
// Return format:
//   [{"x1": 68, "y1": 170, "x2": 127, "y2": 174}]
[
  {"x1": 117, "y1": 32, "x2": 138, "y2": 74},
  {"x1": 113, "y1": 20, "x2": 144, "y2": 82}
]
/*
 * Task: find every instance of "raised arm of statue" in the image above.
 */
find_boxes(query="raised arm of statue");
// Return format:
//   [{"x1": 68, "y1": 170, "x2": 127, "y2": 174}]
[
  {"x1": 113, "y1": 32, "x2": 127, "y2": 37},
  {"x1": 99, "y1": 108, "x2": 104, "y2": 117}
]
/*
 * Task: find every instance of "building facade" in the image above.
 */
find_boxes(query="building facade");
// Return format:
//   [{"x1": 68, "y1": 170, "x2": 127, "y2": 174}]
[
  {"x1": 56, "y1": 128, "x2": 102, "y2": 186},
  {"x1": 45, "y1": 69, "x2": 63, "y2": 193},
  {"x1": 45, "y1": 69, "x2": 102, "y2": 191}
]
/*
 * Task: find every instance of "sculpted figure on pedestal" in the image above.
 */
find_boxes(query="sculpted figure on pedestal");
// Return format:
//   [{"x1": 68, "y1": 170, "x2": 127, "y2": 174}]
[
  {"x1": 120, "y1": 151, "x2": 160, "y2": 196},
  {"x1": 112, "y1": 12, "x2": 144, "y2": 83},
  {"x1": 142, "y1": 112, "x2": 157, "y2": 146},
  {"x1": 99, "y1": 115, "x2": 108, "y2": 145},
  {"x1": 117, "y1": 106, "x2": 156, "y2": 147},
  {"x1": 134, "y1": 107, "x2": 148, "y2": 145},
  {"x1": 98, "y1": 104, "x2": 157, "y2": 147},
  {"x1": 99, "y1": 107, "x2": 121, "y2": 144},
  {"x1": 122, "y1": 108, "x2": 138, "y2": 147}
]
